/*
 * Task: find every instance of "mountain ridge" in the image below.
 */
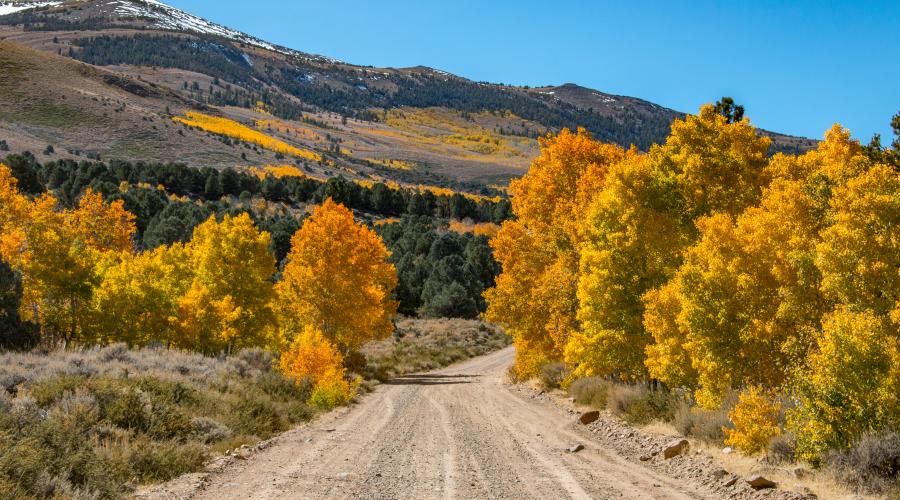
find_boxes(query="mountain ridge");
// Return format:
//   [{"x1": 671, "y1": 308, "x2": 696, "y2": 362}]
[{"x1": 0, "y1": 0, "x2": 817, "y2": 192}]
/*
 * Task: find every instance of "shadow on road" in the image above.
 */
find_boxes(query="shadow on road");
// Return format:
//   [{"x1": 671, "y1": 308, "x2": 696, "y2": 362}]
[{"x1": 385, "y1": 374, "x2": 479, "y2": 386}]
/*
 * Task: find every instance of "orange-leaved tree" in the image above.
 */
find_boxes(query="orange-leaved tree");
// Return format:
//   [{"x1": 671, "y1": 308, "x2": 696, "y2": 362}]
[
  {"x1": 484, "y1": 128, "x2": 625, "y2": 377},
  {"x1": 278, "y1": 325, "x2": 359, "y2": 409},
  {"x1": 276, "y1": 198, "x2": 397, "y2": 354},
  {"x1": 572, "y1": 105, "x2": 770, "y2": 381}
]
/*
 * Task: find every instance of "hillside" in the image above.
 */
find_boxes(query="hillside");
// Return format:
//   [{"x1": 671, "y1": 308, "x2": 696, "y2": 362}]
[{"x1": 0, "y1": 0, "x2": 818, "y2": 194}]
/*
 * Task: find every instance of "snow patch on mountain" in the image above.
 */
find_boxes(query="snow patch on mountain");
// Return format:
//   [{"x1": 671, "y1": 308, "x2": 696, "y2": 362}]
[
  {"x1": 0, "y1": 1, "x2": 62, "y2": 16},
  {"x1": 108, "y1": 0, "x2": 340, "y2": 64}
]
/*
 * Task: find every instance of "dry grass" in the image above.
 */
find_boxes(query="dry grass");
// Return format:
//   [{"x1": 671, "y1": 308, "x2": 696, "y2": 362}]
[
  {"x1": 0, "y1": 345, "x2": 314, "y2": 498},
  {"x1": 827, "y1": 431, "x2": 900, "y2": 496},
  {"x1": 360, "y1": 318, "x2": 510, "y2": 381}
]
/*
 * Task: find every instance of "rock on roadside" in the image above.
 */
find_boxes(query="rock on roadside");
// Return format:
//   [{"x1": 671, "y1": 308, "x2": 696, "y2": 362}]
[
  {"x1": 746, "y1": 475, "x2": 777, "y2": 490},
  {"x1": 579, "y1": 410, "x2": 600, "y2": 425},
  {"x1": 662, "y1": 438, "x2": 689, "y2": 459}
]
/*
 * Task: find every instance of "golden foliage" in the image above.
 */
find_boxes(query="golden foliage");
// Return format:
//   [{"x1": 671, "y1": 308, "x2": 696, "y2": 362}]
[
  {"x1": 175, "y1": 213, "x2": 276, "y2": 353},
  {"x1": 724, "y1": 387, "x2": 782, "y2": 455},
  {"x1": 278, "y1": 325, "x2": 358, "y2": 408},
  {"x1": 817, "y1": 163, "x2": 900, "y2": 319},
  {"x1": 447, "y1": 219, "x2": 500, "y2": 237},
  {"x1": 484, "y1": 128, "x2": 626, "y2": 377},
  {"x1": 173, "y1": 111, "x2": 320, "y2": 161},
  {"x1": 572, "y1": 154, "x2": 685, "y2": 379},
  {"x1": 276, "y1": 199, "x2": 398, "y2": 352},
  {"x1": 248, "y1": 164, "x2": 307, "y2": 179},
  {"x1": 486, "y1": 104, "x2": 900, "y2": 461},
  {"x1": 0, "y1": 167, "x2": 136, "y2": 344},
  {"x1": 788, "y1": 307, "x2": 900, "y2": 463}
]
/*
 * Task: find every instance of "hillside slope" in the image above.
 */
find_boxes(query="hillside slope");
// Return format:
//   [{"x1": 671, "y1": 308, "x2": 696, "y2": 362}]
[{"x1": 0, "y1": 0, "x2": 817, "y2": 193}]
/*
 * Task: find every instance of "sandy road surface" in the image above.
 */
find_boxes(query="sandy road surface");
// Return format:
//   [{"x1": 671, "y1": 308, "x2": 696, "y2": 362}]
[{"x1": 175, "y1": 347, "x2": 719, "y2": 499}]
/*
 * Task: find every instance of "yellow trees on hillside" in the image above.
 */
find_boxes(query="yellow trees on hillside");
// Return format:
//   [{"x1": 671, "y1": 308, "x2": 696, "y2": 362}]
[
  {"x1": 485, "y1": 105, "x2": 900, "y2": 462},
  {"x1": 276, "y1": 199, "x2": 397, "y2": 353},
  {"x1": 571, "y1": 106, "x2": 769, "y2": 381},
  {"x1": 484, "y1": 128, "x2": 625, "y2": 377},
  {"x1": 173, "y1": 112, "x2": 321, "y2": 161},
  {"x1": 0, "y1": 165, "x2": 137, "y2": 345}
]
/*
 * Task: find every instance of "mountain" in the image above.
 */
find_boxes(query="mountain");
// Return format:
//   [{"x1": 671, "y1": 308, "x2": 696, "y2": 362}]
[{"x1": 0, "y1": 0, "x2": 817, "y2": 193}]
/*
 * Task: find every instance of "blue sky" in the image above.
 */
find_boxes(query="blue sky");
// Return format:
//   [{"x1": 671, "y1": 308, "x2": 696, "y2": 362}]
[{"x1": 167, "y1": 0, "x2": 899, "y2": 141}]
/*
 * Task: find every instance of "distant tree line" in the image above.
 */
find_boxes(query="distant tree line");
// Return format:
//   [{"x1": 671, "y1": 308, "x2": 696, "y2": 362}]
[
  {"x1": 3, "y1": 153, "x2": 507, "y2": 318},
  {"x1": 379, "y1": 217, "x2": 499, "y2": 319}
]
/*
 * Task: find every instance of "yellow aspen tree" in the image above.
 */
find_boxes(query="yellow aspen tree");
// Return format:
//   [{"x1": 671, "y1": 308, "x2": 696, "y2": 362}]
[
  {"x1": 276, "y1": 199, "x2": 397, "y2": 353},
  {"x1": 570, "y1": 154, "x2": 687, "y2": 379},
  {"x1": 484, "y1": 128, "x2": 625, "y2": 377},
  {"x1": 67, "y1": 189, "x2": 136, "y2": 252},
  {"x1": 650, "y1": 104, "x2": 771, "y2": 221},
  {"x1": 788, "y1": 307, "x2": 900, "y2": 463},
  {"x1": 92, "y1": 243, "x2": 191, "y2": 346},
  {"x1": 176, "y1": 213, "x2": 276, "y2": 353},
  {"x1": 573, "y1": 105, "x2": 769, "y2": 381},
  {"x1": 672, "y1": 179, "x2": 826, "y2": 407},
  {"x1": 817, "y1": 164, "x2": 900, "y2": 320}
]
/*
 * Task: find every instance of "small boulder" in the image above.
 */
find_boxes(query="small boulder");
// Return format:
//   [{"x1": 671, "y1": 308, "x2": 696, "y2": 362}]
[
  {"x1": 579, "y1": 410, "x2": 600, "y2": 425},
  {"x1": 662, "y1": 438, "x2": 689, "y2": 459},
  {"x1": 711, "y1": 468, "x2": 727, "y2": 480},
  {"x1": 568, "y1": 443, "x2": 584, "y2": 453},
  {"x1": 639, "y1": 454, "x2": 652, "y2": 462},
  {"x1": 722, "y1": 446, "x2": 733, "y2": 455},
  {"x1": 746, "y1": 475, "x2": 777, "y2": 490},
  {"x1": 723, "y1": 475, "x2": 739, "y2": 487}
]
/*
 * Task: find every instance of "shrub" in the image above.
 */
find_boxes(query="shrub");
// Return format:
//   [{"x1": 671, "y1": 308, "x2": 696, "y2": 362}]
[
  {"x1": 127, "y1": 438, "x2": 206, "y2": 483},
  {"x1": 227, "y1": 394, "x2": 284, "y2": 436},
  {"x1": 538, "y1": 362, "x2": 570, "y2": 389},
  {"x1": 724, "y1": 387, "x2": 781, "y2": 455},
  {"x1": 607, "y1": 384, "x2": 678, "y2": 425},
  {"x1": 278, "y1": 325, "x2": 358, "y2": 408},
  {"x1": 191, "y1": 416, "x2": 232, "y2": 443},
  {"x1": 309, "y1": 377, "x2": 359, "y2": 410},
  {"x1": 673, "y1": 400, "x2": 729, "y2": 443},
  {"x1": 827, "y1": 431, "x2": 900, "y2": 494},
  {"x1": 0, "y1": 346, "x2": 319, "y2": 497},
  {"x1": 767, "y1": 432, "x2": 797, "y2": 464},
  {"x1": 568, "y1": 376, "x2": 609, "y2": 408},
  {"x1": 278, "y1": 325, "x2": 345, "y2": 387}
]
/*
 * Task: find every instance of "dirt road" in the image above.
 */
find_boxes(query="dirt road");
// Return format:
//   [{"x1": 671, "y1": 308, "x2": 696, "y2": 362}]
[{"x1": 161, "y1": 347, "x2": 722, "y2": 499}]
